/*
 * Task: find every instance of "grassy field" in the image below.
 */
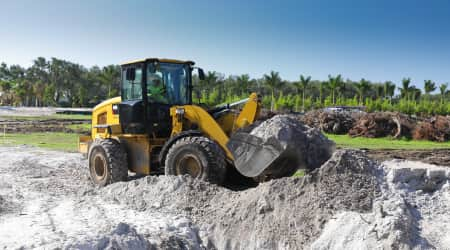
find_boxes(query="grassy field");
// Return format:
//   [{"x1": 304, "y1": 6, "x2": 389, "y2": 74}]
[
  {"x1": 0, "y1": 132, "x2": 80, "y2": 151},
  {"x1": 1, "y1": 111, "x2": 450, "y2": 152},
  {"x1": 326, "y1": 134, "x2": 450, "y2": 150},
  {"x1": 67, "y1": 123, "x2": 92, "y2": 130},
  {"x1": 1, "y1": 123, "x2": 448, "y2": 178},
  {"x1": 2, "y1": 131, "x2": 450, "y2": 152}
]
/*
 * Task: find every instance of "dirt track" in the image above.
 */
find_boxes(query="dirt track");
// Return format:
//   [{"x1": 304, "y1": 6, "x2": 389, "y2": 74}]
[
  {"x1": 367, "y1": 148, "x2": 450, "y2": 167},
  {"x1": 0, "y1": 119, "x2": 90, "y2": 134}
]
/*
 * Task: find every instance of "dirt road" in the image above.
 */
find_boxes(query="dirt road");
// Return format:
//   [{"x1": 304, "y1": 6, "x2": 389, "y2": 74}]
[
  {"x1": 0, "y1": 118, "x2": 90, "y2": 134},
  {"x1": 367, "y1": 148, "x2": 450, "y2": 167}
]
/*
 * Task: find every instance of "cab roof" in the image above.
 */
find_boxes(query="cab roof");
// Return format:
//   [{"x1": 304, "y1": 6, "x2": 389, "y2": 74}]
[{"x1": 121, "y1": 58, "x2": 195, "y2": 66}]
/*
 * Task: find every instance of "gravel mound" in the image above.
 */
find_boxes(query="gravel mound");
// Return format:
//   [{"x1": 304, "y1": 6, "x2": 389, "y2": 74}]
[
  {"x1": 312, "y1": 159, "x2": 450, "y2": 250},
  {"x1": 66, "y1": 223, "x2": 151, "y2": 250},
  {"x1": 101, "y1": 149, "x2": 381, "y2": 249},
  {"x1": 2, "y1": 144, "x2": 449, "y2": 249},
  {"x1": 245, "y1": 115, "x2": 335, "y2": 178}
]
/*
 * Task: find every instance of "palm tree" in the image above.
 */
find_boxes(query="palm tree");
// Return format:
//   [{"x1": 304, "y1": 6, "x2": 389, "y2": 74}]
[
  {"x1": 328, "y1": 74, "x2": 342, "y2": 105},
  {"x1": 409, "y1": 86, "x2": 421, "y2": 101},
  {"x1": 424, "y1": 80, "x2": 436, "y2": 100},
  {"x1": 384, "y1": 81, "x2": 396, "y2": 103},
  {"x1": 354, "y1": 78, "x2": 371, "y2": 105},
  {"x1": 263, "y1": 71, "x2": 282, "y2": 111},
  {"x1": 299, "y1": 75, "x2": 311, "y2": 112},
  {"x1": 398, "y1": 78, "x2": 411, "y2": 100},
  {"x1": 100, "y1": 65, "x2": 120, "y2": 98},
  {"x1": 318, "y1": 81, "x2": 326, "y2": 105},
  {"x1": 236, "y1": 74, "x2": 251, "y2": 96},
  {"x1": 439, "y1": 83, "x2": 448, "y2": 103},
  {"x1": 375, "y1": 84, "x2": 384, "y2": 99},
  {"x1": 203, "y1": 71, "x2": 218, "y2": 99}
]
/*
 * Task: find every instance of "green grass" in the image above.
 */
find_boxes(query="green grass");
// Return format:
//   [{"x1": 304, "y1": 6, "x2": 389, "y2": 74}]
[
  {"x1": 67, "y1": 123, "x2": 92, "y2": 130},
  {"x1": 292, "y1": 169, "x2": 305, "y2": 177},
  {"x1": 326, "y1": 133, "x2": 450, "y2": 150},
  {"x1": 0, "y1": 114, "x2": 91, "y2": 120},
  {"x1": 0, "y1": 132, "x2": 79, "y2": 151}
]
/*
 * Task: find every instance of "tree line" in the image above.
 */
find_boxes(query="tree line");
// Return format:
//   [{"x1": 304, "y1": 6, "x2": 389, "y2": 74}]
[
  {"x1": 194, "y1": 71, "x2": 450, "y2": 116},
  {"x1": 0, "y1": 57, "x2": 120, "y2": 107},
  {"x1": 1, "y1": 57, "x2": 449, "y2": 116}
]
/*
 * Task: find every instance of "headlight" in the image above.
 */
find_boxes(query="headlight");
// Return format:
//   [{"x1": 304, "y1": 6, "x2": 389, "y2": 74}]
[{"x1": 175, "y1": 108, "x2": 185, "y2": 115}]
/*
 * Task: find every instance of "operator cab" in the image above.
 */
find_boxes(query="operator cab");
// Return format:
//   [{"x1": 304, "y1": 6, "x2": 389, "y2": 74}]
[{"x1": 118, "y1": 58, "x2": 204, "y2": 137}]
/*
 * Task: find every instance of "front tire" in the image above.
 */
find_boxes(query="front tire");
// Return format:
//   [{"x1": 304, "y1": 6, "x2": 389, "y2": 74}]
[
  {"x1": 164, "y1": 136, "x2": 226, "y2": 185},
  {"x1": 88, "y1": 139, "x2": 128, "y2": 186}
]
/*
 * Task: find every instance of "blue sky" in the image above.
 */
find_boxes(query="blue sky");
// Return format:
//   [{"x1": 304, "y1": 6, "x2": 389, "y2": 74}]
[{"x1": 1, "y1": 0, "x2": 450, "y2": 90}]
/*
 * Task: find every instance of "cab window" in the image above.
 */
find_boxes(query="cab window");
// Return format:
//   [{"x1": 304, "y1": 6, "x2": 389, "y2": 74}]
[
  {"x1": 147, "y1": 62, "x2": 190, "y2": 105},
  {"x1": 122, "y1": 67, "x2": 143, "y2": 101}
]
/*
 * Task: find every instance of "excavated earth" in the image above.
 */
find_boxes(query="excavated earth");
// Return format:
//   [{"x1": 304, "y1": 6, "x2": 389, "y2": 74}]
[
  {"x1": 1, "y1": 145, "x2": 449, "y2": 249},
  {"x1": 0, "y1": 115, "x2": 449, "y2": 249}
]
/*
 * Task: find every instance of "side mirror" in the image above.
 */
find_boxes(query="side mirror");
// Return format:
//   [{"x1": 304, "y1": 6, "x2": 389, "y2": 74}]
[{"x1": 198, "y1": 68, "x2": 205, "y2": 81}]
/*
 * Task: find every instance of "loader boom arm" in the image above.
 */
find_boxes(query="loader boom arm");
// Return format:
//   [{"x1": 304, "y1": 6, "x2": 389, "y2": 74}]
[
  {"x1": 170, "y1": 92, "x2": 261, "y2": 161},
  {"x1": 235, "y1": 93, "x2": 260, "y2": 129}
]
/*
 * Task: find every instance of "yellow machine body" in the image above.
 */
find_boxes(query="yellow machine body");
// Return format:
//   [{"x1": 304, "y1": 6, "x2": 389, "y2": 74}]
[{"x1": 79, "y1": 92, "x2": 261, "y2": 175}]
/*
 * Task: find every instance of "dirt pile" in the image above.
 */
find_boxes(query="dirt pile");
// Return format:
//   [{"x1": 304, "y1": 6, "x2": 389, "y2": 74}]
[
  {"x1": 101, "y1": 150, "x2": 381, "y2": 249},
  {"x1": 1, "y1": 145, "x2": 449, "y2": 249},
  {"x1": 413, "y1": 115, "x2": 450, "y2": 142},
  {"x1": 349, "y1": 112, "x2": 416, "y2": 138},
  {"x1": 312, "y1": 160, "x2": 450, "y2": 249},
  {"x1": 242, "y1": 115, "x2": 335, "y2": 178},
  {"x1": 0, "y1": 146, "x2": 202, "y2": 249},
  {"x1": 66, "y1": 223, "x2": 151, "y2": 249},
  {"x1": 301, "y1": 110, "x2": 356, "y2": 134}
]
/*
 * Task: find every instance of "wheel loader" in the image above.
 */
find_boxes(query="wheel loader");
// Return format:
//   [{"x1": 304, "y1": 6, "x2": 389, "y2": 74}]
[{"x1": 79, "y1": 58, "x2": 290, "y2": 186}]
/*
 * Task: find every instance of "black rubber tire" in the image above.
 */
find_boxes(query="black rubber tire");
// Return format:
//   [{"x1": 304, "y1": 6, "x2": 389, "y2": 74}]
[
  {"x1": 164, "y1": 136, "x2": 226, "y2": 185},
  {"x1": 88, "y1": 139, "x2": 128, "y2": 187}
]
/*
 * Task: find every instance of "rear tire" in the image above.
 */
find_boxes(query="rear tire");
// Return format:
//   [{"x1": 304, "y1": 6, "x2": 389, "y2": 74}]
[
  {"x1": 88, "y1": 139, "x2": 128, "y2": 187},
  {"x1": 165, "y1": 136, "x2": 226, "y2": 185}
]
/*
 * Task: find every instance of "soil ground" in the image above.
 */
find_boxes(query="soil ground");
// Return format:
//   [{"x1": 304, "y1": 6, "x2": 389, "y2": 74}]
[
  {"x1": 0, "y1": 118, "x2": 90, "y2": 134},
  {"x1": 1, "y1": 146, "x2": 448, "y2": 249},
  {"x1": 366, "y1": 148, "x2": 450, "y2": 167},
  {"x1": 1, "y1": 109, "x2": 449, "y2": 249}
]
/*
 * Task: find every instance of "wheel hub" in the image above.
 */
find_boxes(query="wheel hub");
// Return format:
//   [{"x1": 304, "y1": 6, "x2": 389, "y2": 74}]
[
  {"x1": 176, "y1": 154, "x2": 202, "y2": 177},
  {"x1": 93, "y1": 154, "x2": 107, "y2": 181}
]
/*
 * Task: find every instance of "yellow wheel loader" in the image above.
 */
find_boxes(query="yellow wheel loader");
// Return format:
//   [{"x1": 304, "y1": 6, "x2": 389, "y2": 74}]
[{"x1": 79, "y1": 58, "x2": 286, "y2": 186}]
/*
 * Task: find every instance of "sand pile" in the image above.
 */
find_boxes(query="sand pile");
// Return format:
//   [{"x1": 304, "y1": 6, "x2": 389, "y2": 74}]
[
  {"x1": 1, "y1": 141, "x2": 449, "y2": 249},
  {"x1": 100, "y1": 150, "x2": 381, "y2": 249},
  {"x1": 312, "y1": 159, "x2": 450, "y2": 250},
  {"x1": 228, "y1": 115, "x2": 335, "y2": 180}
]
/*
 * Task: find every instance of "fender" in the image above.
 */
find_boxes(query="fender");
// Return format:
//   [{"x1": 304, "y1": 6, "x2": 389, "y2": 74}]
[
  {"x1": 158, "y1": 130, "x2": 203, "y2": 167},
  {"x1": 170, "y1": 105, "x2": 234, "y2": 160}
]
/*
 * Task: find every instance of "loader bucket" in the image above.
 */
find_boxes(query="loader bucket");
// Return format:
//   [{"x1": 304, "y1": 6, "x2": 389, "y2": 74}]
[{"x1": 226, "y1": 132, "x2": 288, "y2": 178}]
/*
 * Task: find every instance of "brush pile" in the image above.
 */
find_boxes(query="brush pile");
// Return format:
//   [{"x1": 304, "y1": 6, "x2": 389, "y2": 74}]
[
  {"x1": 348, "y1": 112, "x2": 416, "y2": 138},
  {"x1": 413, "y1": 116, "x2": 450, "y2": 142},
  {"x1": 301, "y1": 110, "x2": 356, "y2": 134}
]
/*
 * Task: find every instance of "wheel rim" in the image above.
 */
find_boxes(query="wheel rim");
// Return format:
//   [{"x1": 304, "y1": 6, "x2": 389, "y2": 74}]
[
  {"x1": 93, "y1": 153, "x2": 107, "y2": 181},
  {"x1": 176, "y1": 154, "x2": 202, "y2": 178}
]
